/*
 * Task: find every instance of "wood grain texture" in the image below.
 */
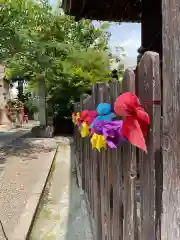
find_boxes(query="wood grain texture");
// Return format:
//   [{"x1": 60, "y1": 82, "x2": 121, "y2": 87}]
[
  {"x1": 111, "y1": 146, "x2": 123, "y2": 240},
  {"x1": 109, "y1": 79, "x2": 123, "y2": 240},
  {"x1": 162, "y1": 1, "x2": 180, "y2": 239},
  {"x1": 97, "y1": 83, "x2": 110, "y2": 240},
  {"x1": 73, "y1": 63, "x2": 162, "y2": 239},
  {"x1": 123, "y1": 69, "x2": 136, "y2": 94},
  {"x1": 92, "y1": 83, "x2": 103, "y2": 240},
  {"x1": 138, "y1": 51, "x2": 161, "y2": 240},
  {"x1": 122, "y1": 69, "x2": 137, "y2": 240}
]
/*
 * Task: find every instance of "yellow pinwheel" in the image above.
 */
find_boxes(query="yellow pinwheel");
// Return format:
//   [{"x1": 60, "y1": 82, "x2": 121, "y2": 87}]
[{"x1": 91, "y1": 133, "x2": 107, "y2": 151}]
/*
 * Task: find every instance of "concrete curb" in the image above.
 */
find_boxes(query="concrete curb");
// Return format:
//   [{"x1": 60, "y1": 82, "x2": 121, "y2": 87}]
[
  {"x1": 73, "y1": 145, "x2": 95, "y2": 240},
  {"x1": 10, "y1": 146, "x2": 58, "y2": 240}
]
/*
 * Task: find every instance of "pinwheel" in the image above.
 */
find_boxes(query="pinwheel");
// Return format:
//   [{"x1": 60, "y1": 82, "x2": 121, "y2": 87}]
[
  {"x1": 91, "y1": 133, "x2": 107, "y2": 151},
  {"x1": 80, "y1": 121, "x2": 90, "y2": 137},
  {"x1": 78, "y1": 110, "x2": 98, "y2": 137},
  {"x1": 84, "y1": 110, "x2": 98, "y2": 125},
  {"x1": 90, "y1": 103, "x2": 116, "y2": 129},
  {"x1": 114, "y1": 92, "x2": 150, "y2": 152},
  {"x1": 72, "y1": 112, "x2": 80, "y2": 125},
  {"x1": 91, "y1": 119, "x2": 127, "y2": 149}
]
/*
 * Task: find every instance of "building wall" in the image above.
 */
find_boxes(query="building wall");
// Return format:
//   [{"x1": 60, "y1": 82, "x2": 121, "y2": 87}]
[
  {"x1": 0, "y1": 65, "x2": 9, "y2": 107},
  {"x1": 0, "y1": 65, "x2": 11, "y2": 125}
]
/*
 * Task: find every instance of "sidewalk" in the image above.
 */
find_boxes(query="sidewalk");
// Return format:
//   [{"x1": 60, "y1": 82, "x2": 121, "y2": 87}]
[
  {"x1": 0, "y1": 135, "x2": 92, "y2": 240},
  {"x1": 0, "y1": 121, "x2": 39, "y2": 148},
  {"x1": 0, "y1": 137, "x2": 57, "y2": 240},
  {"x1": 30, "y1": 139, "x2": 93, "y2": 240}
]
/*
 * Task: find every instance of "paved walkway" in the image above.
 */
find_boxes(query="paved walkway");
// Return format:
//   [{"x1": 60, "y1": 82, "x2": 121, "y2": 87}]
[
  {"x1": 0, "y1": 137, "x2": 57, "y2": 239},
  {"x1": 30, "y1": 139, "x2": 93, "y2": 240},
  {"x1": 0, "y1": 121, "x2": 39, "y2": 148},
  {"x1": 0, "y1": 135, "x2": 92, "y2": 240}
]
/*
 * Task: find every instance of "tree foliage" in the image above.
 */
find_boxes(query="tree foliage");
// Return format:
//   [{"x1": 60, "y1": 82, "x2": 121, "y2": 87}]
[{"x1": 0, "y1": 0, "x2": 124, "y2": 116}]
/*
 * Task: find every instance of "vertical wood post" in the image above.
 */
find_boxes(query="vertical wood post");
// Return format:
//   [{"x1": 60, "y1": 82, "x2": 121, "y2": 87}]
[
  {"x1": 96, "y1": 82, "x2": 110, "y2": 240},
  {"x1": 138, "y1": 51, "x2": 161, "y2": 240},
  {"x1": 80, "y1": 95, "x2": 85, "y2": 190},
  {"x1": 92, "y1": 83, "x2": 102, "y2": 240},
  {"x1": 109, "y1": 80, "x2": 123, "y2": 240},
  {"x1": 161, "y1": 0, "x2": 180, "y2": 239},
  {"x1": 122, "y1": 69, "x2": 137, "y2": 240}
]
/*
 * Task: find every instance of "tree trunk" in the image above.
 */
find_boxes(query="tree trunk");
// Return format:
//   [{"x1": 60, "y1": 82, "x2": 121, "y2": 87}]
[{"x1": 38, "y1": 78, "x2": 47, "y2": 126}]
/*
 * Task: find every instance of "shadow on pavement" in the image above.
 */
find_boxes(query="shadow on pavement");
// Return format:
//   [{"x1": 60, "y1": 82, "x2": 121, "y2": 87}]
[{"x1": 0, "y1": 137, "x2": 55, "y2": 164}]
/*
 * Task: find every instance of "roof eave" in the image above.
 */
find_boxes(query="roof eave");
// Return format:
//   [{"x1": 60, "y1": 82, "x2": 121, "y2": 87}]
[{"x1": 62, "y1": 0, "x2": 141, "y2": 22}]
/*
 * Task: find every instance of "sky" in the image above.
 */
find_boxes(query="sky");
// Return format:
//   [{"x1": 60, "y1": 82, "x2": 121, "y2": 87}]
[
  {"x1": 93, "y1": 22, "x2": 141, "y2": 68},
  {"x1": 108, "y1": 23, "x2": 141, "y2": 67}
]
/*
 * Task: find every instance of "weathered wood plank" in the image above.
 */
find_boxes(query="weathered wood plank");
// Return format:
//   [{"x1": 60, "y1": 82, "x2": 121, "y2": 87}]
[
  {"x1": 123, "y1": 68, "x2": 136, "y2": 94},
  {"x1": 74, "y1": 63, "x2": 161, "y2": 240},
  {"x1": 96, "y1": 83, "x2": 110, "y2": 240},
  {"x1": 92, "y1": 150, "x2": 102, "y2": 240},
  {"x1": 111, "y1": 146, "x2": 123, "y2": 240},
  {"x1": 138, "y1": 51, "x2": 161, "y2": 240},
  {"x1": 161, "y1": 1, "x2": 180, "y2": 238},
  {"x1": 109, "y1": 79, "x2": 123, "y2": 240},
  {"x1": 92, "y1": 83, "x2": 103, "y2": 240},
  {"x1": 122, "y1": 68, "x2": 137, "y2": 240}
]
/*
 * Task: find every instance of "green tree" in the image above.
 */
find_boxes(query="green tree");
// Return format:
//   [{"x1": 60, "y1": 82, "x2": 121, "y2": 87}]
[{"x1": 0, "y1": 0, "x2": 124, "y2": 119}]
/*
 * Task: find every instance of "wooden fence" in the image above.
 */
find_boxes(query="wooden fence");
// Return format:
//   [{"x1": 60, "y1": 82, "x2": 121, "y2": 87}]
[{"x1": 73, "y1": 51, "x2": 162, "y2": 240}]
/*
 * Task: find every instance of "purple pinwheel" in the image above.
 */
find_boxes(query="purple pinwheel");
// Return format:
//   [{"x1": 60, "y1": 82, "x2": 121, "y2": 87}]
[{"x1": 93, "y1": 119, "x2": 127, "y2": 148}]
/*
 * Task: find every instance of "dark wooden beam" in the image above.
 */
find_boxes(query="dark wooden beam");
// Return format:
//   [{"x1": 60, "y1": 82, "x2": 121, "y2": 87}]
[
  {"x1": 162, "y1": 0, "x2": 180, "y2": 239},
  {"x1": 141, "y1": 0, "x2": 162, "y2": 56},
  {"x1": 62, "y1": 0, "x2": 141, "y2": 22}
]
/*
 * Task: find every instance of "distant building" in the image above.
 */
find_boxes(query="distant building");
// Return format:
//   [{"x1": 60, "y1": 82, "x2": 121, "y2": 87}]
[
  {"x1": 0, "y1": 65, "x2": 11, "y2": 125},
  {"x1": 0, "y1": 65, "x2": 9, "y2": 106}
]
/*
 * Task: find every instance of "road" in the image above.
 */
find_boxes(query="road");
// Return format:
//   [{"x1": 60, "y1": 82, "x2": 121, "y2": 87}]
[
  {"x1": 0, "y1": 137, "x2": 57, "y2": 239},
  {"x1": 0, "y1": 121, "x2": 39, "y2": 148}
]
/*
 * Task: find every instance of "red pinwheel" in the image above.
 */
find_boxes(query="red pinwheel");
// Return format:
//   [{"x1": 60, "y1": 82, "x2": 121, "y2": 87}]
[
  {"x1": 79, "y1": 110, "x2": 89, "y2": 124},
  {"x1": 84, "y1": 110, "x2": 98, "y2": 125},
  {"x1": 79, "y1": 110, "x2": 98, "y2": 126},
  {"x1": 114, "y1": 92, "x2": 150, "y2": 152}
]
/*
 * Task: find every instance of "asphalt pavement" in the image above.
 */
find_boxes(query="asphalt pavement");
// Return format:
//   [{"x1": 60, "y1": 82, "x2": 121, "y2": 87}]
[{"x1": 0, "y1": 121, "x2": 39, "y2": 148}]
